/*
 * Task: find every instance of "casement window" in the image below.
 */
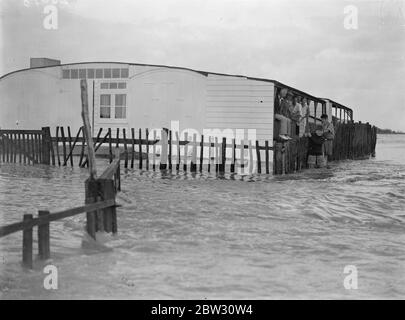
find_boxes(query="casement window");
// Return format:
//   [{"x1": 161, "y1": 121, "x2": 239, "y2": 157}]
[
  {"x1": 100, "y1": 94, "x2": 111, "y2": 118},
  {"x1": 87, "y1": 69, "x2": 95, "y2": 78},
  {"x1": 115, "y1": 94, "x2": 126, "y2": 119},
  {"x1": 96, "y1": 69, "x2": 103, "y2": 78},
  {"x1": 100, "y1": 82, "x2": 127, "y2": 89},
  {"x1": 62, "y1": 69, "x2": 70, "y2": 79},
  {"x1": 104, "y1": 68, "x2": 112, "y2": 78},
  {"x1": 70, "y1": 69, "x2": 78, "y2": 79},
  {"x1": 112, "y1": 68, "x2": 120, "y2": 78}
]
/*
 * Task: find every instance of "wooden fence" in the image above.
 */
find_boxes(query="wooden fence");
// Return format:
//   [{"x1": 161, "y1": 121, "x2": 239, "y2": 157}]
[
  {"x1": 0, "y1": 128, "x2": 52, "y2": 165},
  {"x1": 330, "y1": 121, "x2": 377, "y2": 161},
  {"x1": 0, "y1": 150, "x2": 121, "y2": 269},
  {"x1": 1, "y1": 126, "x2": 275, "y2": 175}
]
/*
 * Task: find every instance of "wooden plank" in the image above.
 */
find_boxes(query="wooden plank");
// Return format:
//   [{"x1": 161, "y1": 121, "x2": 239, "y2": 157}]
[
  {"x1": 230, "y1": 138, "x2": 236, "y2": 173},
  {"x1": 123, "y1": 128, "x2": 128, "y2": 168},
  {"x1": 199, "y1": 135, "x2": 204, "y2": 172},
  {"x1": 18, "y1": 133, "x2": 22, "y2": 163},
  {"x1": 22, "y1": 133, "x2": 27, "y2": 164},
  {"x1": 145, "y1": 128, "x2": 150, "y2": 170},
  {"x1": 49, "y1": 129, "x2": 55, "y2": 166},
  {"x1": 38, "y1": 210, "x2": 50, "y2": 260},
  {"x1": 215, "y1": 137, "x2": 219, "y2": 173},
  {"x1": 79, "y1": 126, "x2": 86, "y2": 167},
  {"x1": 22, "y1": 214, "x2": 33, "y2": 269},
  {"x1": 108, "y1": 128, "x2": 113, "y2": 163},
  {"x1": 248, "y1": 140, "x2": 253, "y2": 174},
  {"x1": 34, "y1": 133, "x2": 39, "y2": 163},
  {"x1": 66, "y1": 127, "x2": 74, "y2": 167},
  {"x1": 131, "y1": 128, "x2": 135, "y2": 168},
  {"x1": 116, "y1": 128, "x2": 120, "y2": 149},
  {"x1": 220, "y1": 137, "x2": 226, "y2": 173},
  {"x1": 168, "y1": 130, "x2": 172, "y2": 170},
  {"x1": 152, "y1": 130, "x2": 156, "y2": 170},
  {"x1": 191, "y1": 133, "x2": 197, "y2": 172},
  {"x1": 139, "y1": 128, "x2": 143, "y2": 170},
  {"x1": 99, "y1": 159, "x2": 120, "y2": 179},
  {"x1": 55, "y1": 127, "x2": 61, "y2": 166},
  {"x1": 207, "y1": 136, "x2": 212, "y2": 173},
  {"x1": 60, "y1": 127, "x2": 67, "y2": 166},
  {"x1": 81, "y1": 128, "x2": 102, "y2": 168},
  {"x1": 63, "y1": 127, "x2": 82, "y2": 166},
  {"x1": 256, "y1": 140, "x2": 261, "y2": 174},
  {"x1": 265, "y1": 140, "x2": 270, "y2": 174},
  {"x1": 175, "y1": 131, "x2": 180, "y2": 171},
  {"x1": 239, "y1": 139, "x2": 244, "y2": 174},
  {"x1": 160, "y1": 129, "x2": 168, "y2": 170},
  {"x1": 80, "y1": 80, "x2": 97, "y2": 178},
  {"x1": 183, "y1": 132, "x2": 188, "y2": 172}
]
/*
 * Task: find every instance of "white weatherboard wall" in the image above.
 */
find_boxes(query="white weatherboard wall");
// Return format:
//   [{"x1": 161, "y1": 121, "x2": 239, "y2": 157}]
[
  {"x1": 0, "y1": 67, "x2": 83, "y2": 133},
  {"x1": 205, "y1": 74, "x2": 274, "y2": 143}
]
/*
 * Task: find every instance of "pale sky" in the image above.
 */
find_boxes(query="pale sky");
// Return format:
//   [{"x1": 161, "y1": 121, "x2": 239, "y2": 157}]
[{"x1": 1, "y1": 0, "x2": 404, "y2": 130}]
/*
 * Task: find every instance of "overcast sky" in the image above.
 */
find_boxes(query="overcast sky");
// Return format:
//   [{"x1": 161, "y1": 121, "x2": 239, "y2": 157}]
[{"x1": 1, "y1": 0, "x2": 404, "y2": 130}]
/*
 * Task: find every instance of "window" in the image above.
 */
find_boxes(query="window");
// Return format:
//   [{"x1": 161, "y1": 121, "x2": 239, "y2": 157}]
[
  {"x1": 71, "y1": 69, "x2": 78, "y2": 79},
  {"x1": 115, "y1": 94, "x2": 126, "y2": 119},
  {"x1": 87, "y1": 69, "x2": 95, "y2": 78},
  {"x1": 62, "y1": 69, "x2": 70, "y2": 79},
  {"x1": 118, "y1": 82, "x2": 126, "y2": 89},
  {"x1": 79, "y1": 69, "x2": 87, "y2": 79},
  {"x1": 121, "y1": 68, "x2": 129, "y2": 78},
  {"x1": 100, "y1": 82, "x2": 109, "y2": 89},
  {"x1": 110, "y1": 82, "x2": 118, "y2": 89},
  {"x1": 104, "y1": 68, "x2": 112, "y2": 78},
  {"x1": 112, "y1": 68, "x2": 120, "y2": 78},
  {"x1": 100, "y1": 94, "x2": 111, "y2": 118},
  {"x1": 96, "y1": 69, "x2": 103, "y2": 78}
]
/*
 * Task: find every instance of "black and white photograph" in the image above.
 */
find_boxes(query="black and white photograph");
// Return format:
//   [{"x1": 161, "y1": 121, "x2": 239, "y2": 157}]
[{"x1": 0, "y1": 0, "x2": 404, "y2": 305}]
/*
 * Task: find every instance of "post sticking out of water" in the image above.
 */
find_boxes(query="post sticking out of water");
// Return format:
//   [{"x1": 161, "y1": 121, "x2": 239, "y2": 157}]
[{"x1": 80, "y1": 79, "x2": 97, "y2": 180}]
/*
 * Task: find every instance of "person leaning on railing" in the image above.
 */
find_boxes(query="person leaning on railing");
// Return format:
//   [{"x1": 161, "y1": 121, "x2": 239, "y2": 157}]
[
  {"x1": 274, "y1": 88, "x2": 293, "y2": 141},
  {"x1": 321, "y1": 114, "x2": 335, "y2": 162},
  {"x1": 307, "y1": 125, "x2": 327, "y2": 168}
]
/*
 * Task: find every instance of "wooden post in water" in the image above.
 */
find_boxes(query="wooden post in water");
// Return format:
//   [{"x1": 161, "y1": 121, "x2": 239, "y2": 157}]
[
  {"x1": 66, "y1": 127, "x2": 74, "y2": 167},
  {"x1": 183, "y1": 132, "x2": 188, "y2": 172},
  {"x1": 199, "y1": 135, "x2": 204, "y2": 172},
  {"x1": 175, "y1": 131, "x2": 180, "y2": 171},
  {"x1": 152, "y1": 130, "x2": 156, "y2": 171},
  {"x1": 123, "y1": 128, "x2": 128, "y2": 168},
  {"x1": 41, "y1": 127, "x2": 51, "y2": 165},
  {"x1": 230, "y1": 138, "x2": 236, "y2": 173},
  {"x1": 81, "y1": 80, "x2": 97, "y2": 179},
  {"x1": 256, "y1": 140, "x2": 261, "y2": 174},
  {"x1": 220, "y1": 137, "x2": 226, "y2": 173},
  {"x1": 191, "y1": 133, "x2": 197, "y2": 172},
  {"x1": 38, "y1": 210, "x2": 50, "y2": 260},
  {"x1": 168, "y1": 130, "x2": 173, "y2": 171},
  {"x1": 138, "y1": 128, "x2": 143, "y2": 170},
  {"x1": 131, "y1": 128, "x2": 135, "y2": 168},
  {"x1": 22, "y1": 214, "x2": 33, "y2": 269},
  {"x1": 146, "y1": 129, "x2": 150, "y2": 170},
  {"x1": 265, "y1": 140, "x2": 270, "y2": 174},
  {"x1": 160, "y1": 129, "x2": 168, "y2": 170}
]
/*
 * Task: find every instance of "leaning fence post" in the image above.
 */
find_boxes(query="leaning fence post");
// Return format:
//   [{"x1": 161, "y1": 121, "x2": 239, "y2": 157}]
[
  {"x1": 22, "y1": 214, "x2": 33, "y2": 269},
  {"x1": 84, "y1": 179, "x2": 98, "y2": 239},
  {"x1": 38, "y1": 210, "x2": 50, "y2": 260},
  {"x1": 41, "y1": 127, "x2": 51, "y2": 165}
]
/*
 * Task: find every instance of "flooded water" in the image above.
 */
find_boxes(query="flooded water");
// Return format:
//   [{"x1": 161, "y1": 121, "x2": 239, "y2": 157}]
[{"x1": 1, "y1": 134, "x2": 404, "y2": 299}]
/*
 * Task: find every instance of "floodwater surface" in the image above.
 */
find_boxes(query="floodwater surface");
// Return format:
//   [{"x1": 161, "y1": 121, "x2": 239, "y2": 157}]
[{"x1": 0, "y1": 134, "x2": 404, "y2": 299}]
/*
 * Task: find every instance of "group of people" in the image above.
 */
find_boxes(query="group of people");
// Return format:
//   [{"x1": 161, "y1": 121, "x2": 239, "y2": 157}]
[
  {"x1": 274, "y1": 88, "x2": 310, "y2": 141},
  {"x1": 274, "y1": 87, "x2": 335, "y2": 168}
]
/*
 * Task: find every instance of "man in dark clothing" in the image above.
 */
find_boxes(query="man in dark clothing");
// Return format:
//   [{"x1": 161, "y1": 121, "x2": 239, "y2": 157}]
[{"x1": 308, "y1": 127, "x2": 326, "y2": 168}]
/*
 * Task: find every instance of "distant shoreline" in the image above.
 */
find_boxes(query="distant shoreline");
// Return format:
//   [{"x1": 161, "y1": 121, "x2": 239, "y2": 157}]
[{"x1": 376, "y1": 128, "x2": 405, "y2": 135}]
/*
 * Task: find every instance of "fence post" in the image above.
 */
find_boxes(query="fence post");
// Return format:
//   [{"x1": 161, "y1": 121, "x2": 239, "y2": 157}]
[
  {"x1": 38, "y1": 210, "x2": 51, "y2": 260},
  {"x1": 41, "y1": 127, "x2": 51, "y2": 165},
  {"x1": 85, "y1": 178, "x2": 98, "y2": 239},
  {"x1": 22, "y1": 214, "x2": 33, "y2": 269}
]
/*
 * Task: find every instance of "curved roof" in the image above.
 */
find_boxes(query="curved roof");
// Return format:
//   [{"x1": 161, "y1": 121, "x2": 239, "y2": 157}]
[{"x1": 0, "y1": 61, "x2": 325, "y2": 103}]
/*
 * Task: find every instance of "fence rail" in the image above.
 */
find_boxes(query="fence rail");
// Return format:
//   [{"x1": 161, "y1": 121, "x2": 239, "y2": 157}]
[{"x1": 0, "y1": 150, "x2": 121, "y2": 269}]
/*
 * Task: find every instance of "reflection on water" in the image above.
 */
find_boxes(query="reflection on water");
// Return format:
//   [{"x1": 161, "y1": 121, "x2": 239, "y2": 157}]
[{"x1": 1, "y1": 134, "x2": 405, "y2": 299}]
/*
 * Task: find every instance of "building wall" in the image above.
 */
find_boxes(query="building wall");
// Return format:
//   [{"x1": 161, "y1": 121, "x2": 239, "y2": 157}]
[
  {"x1": 205, "y1": 74, "x2": 274, "y2": 143},
  {"x1": 0, "y1": 63, "x2": 275, "y2": 146},
  {"x1": 0, "y1": 66, "x2": 83, "y2": 133}
]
